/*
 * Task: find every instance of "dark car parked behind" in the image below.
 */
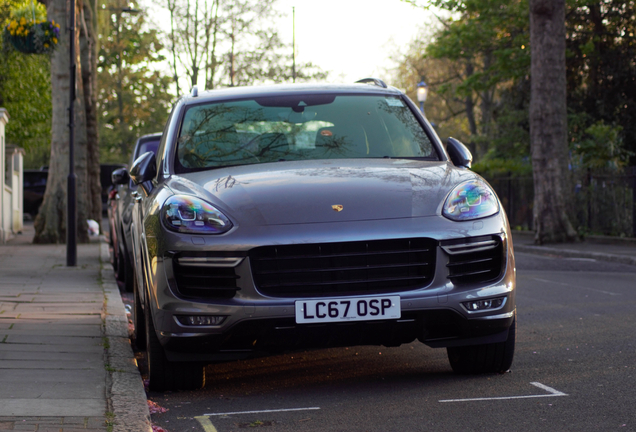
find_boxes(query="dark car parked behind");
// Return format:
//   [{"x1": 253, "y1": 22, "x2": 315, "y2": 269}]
[
  {"x1": 100, "y1": 164, "x2": 126, "y2": 213},
  {"x1": 108, "y1": 133, "x2": 162, "y2": 291},
  {"x1": 24, "y1": 165, "x2": 124, "y2": 221},
  {"x1": 23, "y1": 169, "x2": 48, "y2": 219}
]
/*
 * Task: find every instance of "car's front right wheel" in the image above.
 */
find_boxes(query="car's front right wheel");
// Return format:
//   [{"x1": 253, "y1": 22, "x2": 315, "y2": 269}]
[
  {"x1": 145, "y1": 295, "x2": 205, "y2": 392},
  {"x1": 447, "y1": 313, "x2": 516, "y2": 374}
]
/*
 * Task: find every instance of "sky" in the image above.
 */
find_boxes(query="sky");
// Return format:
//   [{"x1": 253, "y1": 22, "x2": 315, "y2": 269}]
[{"x1": 275, "y1": 0, "x2": 433, "y2": 84}]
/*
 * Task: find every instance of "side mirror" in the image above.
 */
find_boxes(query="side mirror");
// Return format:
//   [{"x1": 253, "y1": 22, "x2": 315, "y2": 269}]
[
  {"x1": 446, "y1": 137, "x2": 473, "y2": 169},
  {"x1": 111, "y1": 167, "x2": 130, "y2": 185},
  {"x1": 129, "y1": 151, "x2": 157, "y2": 186}
]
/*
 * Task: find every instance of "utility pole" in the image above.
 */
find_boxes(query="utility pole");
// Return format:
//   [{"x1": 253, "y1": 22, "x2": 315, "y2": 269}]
[
  {"x1": 292, "y1": 6, "x2": 296, "y2": 83},
  {"x1": 67, "y1": 0, "x2": 77, "y2": 266}
]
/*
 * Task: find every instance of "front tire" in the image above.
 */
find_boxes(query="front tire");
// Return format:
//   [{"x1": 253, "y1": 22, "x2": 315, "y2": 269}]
[
  {"x1": 115, "y1": 233, "x2": 134, "y2": 293},
  {"x1": 144, "y1": 295, "x2": 205, "y2": 392},
  {"x1": 447, "y1": 314, "x2": 516, "y2": 374},
  {"x1": 131, "y1": 275, "x2": 146, "y2": 349}
]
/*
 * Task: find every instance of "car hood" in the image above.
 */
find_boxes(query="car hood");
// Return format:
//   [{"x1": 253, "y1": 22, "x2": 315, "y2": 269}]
[{"x1": 166, "y1": 159, "x2": 479, "y2": 226}]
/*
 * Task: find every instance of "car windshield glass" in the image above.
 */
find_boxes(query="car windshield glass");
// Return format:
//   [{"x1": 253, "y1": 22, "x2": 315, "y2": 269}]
[
  {"x1": 175, "y1": 94, "x2": 437, "y2": 171},
  {"x1": 137, "y1": 140, "x2": 160, "y2": 158}
]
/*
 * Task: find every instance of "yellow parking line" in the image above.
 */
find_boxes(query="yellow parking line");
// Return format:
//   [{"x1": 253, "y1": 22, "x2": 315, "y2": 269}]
[{"x1": 195, "y1": 416, "x2": 218, "y2": 432}]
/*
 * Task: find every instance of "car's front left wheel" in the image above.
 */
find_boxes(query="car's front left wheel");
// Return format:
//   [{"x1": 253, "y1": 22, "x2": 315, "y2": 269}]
[
  {"x1": 115, "y1": 235, "x2": 134, "y2": 292},
  {"x1": 447, "y1": 313, "x2": 516, "y2": 374},
  {"x1": 144, "y1": 295, "x2": 205, "y2": 392},
  {"x1": 131, "y1": 275, "x2": 146, "y2": 350}
]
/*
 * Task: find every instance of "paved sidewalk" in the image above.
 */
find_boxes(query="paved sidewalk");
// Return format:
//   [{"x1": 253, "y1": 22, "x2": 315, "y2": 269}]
[
  {"x1": 0, "y1": 223, "x2": 150, "y2": 432},
  {"x1": 512, "y1": 231, "x2": 636, "y2": 266}
]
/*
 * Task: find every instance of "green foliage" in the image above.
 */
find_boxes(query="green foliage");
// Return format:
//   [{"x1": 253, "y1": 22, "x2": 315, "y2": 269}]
[
  {"x1": 97, "y1": 3, "x2": 173, "y2": 163},
  {"x1": 0, "y1": 0, "x2": 51, "y2": 169},
  {"x1": 426, "y1": 0, "x2": 530, "y2": 88},
  {"x1": 486, "y1": 79, "x2": 530, "y2": 160},
  {"x1": 571, "y1": 121, "x2": 632, "y2": 171},
  {"x1": 9, "y1": 0, "x2": 46, "y2": 21},
  {"x1": 565, "y1": 0, "x2": 636, "y2": 165},
  {"x1": 389, "y1": 26, "x2": 474, "y2": 145},
  {"x1": 398, "y1": 0, "x2": 636, "y2": 175},
  {"x1": 472, "y1": 157, "x2": 532, "y2": 177},
  {"x1": 414, "y1": 0, "x2": 531, "y2": 163}
]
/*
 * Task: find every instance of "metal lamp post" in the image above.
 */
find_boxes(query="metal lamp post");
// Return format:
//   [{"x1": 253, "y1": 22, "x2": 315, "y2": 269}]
[
  {"x1": 67, "y1": 0, "x2": 77, "y2": 266},
  {"x1": 416, "y1": 80, "x2": 428, "y2": 116}
]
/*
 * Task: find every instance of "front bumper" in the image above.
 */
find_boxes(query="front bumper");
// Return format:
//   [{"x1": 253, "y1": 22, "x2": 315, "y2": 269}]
[
  {"x1": 141, "y1": 214, "x2": 516, "y2": 362},
  {"x1": 160, "y1": 309, "x2": 514, "y2": 362}
]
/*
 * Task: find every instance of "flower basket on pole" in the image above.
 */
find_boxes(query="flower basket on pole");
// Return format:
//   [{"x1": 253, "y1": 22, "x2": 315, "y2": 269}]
[{"x1": 4, "y1": 18, "x2": 60, "y2": 54}]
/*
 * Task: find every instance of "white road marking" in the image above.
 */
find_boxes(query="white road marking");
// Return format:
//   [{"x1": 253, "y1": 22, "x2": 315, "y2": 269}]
[
  {"x1": 531, "y1": 277, "x2": 621, "y2": 296},
  {"x1": 565, "y1": 258, "x2": 597, "y2": 262},
  {"x1": 203, "y1": 407, "x2": 321, "y2": 417},
  {"x1": 529, "y1": 382, "x2": 567, "y2": 395},
  {"x1": 439, "y1": 382, "x2": 568, "y2": 403}
]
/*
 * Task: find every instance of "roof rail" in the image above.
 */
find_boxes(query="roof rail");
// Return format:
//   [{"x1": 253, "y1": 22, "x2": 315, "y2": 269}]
[
  {"x1": 355, "y1": 78, "x2": 388, "y2": 88},
  {"x1": 191, "y1": 85, "x2": 199, "y2": 98}
]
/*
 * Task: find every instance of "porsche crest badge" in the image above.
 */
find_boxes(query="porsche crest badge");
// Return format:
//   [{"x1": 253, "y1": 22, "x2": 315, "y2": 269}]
[{"x1": 332, "y1": 205, "x2": 344, "y2": 212}]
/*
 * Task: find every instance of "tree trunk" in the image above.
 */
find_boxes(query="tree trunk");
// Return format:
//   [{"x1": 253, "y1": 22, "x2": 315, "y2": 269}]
[
  {"x1": 204, "y1": 0, "x2": 220, "y2": 90},
  {"x1": 167, "y1": 0, "x2": 181, "y2": 95},
  {"x1": 34, "y1": 0, "x2": 90, "y2": 244},
  {"x1": 529, "y1": 0, "x2": 577, "y2": 244},
  {"x1": 80, "y1": 0, "x2": 101, "y2": 223}
]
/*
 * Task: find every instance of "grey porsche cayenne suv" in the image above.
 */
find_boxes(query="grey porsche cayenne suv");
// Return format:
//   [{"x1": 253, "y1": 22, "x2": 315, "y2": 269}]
[{"x1": 129, "y1": 79, "x2": 516, "y2": 391}]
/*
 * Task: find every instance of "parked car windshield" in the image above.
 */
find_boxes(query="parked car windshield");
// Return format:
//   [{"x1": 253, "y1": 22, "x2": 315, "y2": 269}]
[
  {"x1": 137, "y1": 140, "x2": 160, "y2": 159},
  {"x1": 175, "y1": 94, "x2": 438, "y2": 172}
]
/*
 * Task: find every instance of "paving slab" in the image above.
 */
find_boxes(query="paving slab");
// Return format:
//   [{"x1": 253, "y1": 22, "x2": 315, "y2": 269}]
[
  {"x1": 0, "y1": 351, "x2": 100, "y2": 361},
  {"x1": 0, "y1": 400, "x2": 105, "y2": 417},
  {"x1": 0, "y1": 359, "x2": 101, "y2": 370},
  {"x1": 0, "y1": 323, "x2": 102, "y2": 337},
  {"x1": 0, "y1": 314, "x2": 103, "y2": 322},
  {"x1": 4, "y1": 335, "x2": 103, "y2": 346},
  {"x1": 19, "y1": 294, "x2": 105, "y2": 303},
  {"x1": 0, "y1": 380, "x2": 105, "y2": 399},
  {"x1": 0, "y1": 416, "x2": 107, "y2": 432},
  {"x1": 0, "y1": 368, "x2": 104, "y2": 384},
  {"x1": 11, "y1": 305, "x2": 103, "y2": 314},
  {"x1": 0, "y1": 343, "x2": 103, "y2": 354}
]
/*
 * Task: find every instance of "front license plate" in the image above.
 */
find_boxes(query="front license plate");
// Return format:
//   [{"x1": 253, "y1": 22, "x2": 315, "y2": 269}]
[{"x1": 295, "y1": 296, "x2": 401, "y2": 324}]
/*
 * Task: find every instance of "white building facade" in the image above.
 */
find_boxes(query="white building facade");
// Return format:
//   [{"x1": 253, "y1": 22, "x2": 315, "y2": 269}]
[{"x1": 0, "y1": 108, "x2": 25, "y2": 244}]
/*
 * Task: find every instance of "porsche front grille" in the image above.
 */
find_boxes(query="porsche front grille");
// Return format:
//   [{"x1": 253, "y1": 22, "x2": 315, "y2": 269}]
[{"x1": 249, "y1": 238, "x2": 437, "y2": 298}]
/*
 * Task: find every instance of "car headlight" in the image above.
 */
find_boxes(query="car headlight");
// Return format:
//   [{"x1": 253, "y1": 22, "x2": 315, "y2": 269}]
[
  {"x1": 162, "y1": 195, "x2": 233, "y2": 234},
  {"x1": 443, "y1": 179, "x2": 499, "y2": 221}
]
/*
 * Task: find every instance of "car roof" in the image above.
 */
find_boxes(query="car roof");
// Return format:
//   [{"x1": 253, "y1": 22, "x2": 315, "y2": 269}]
[
  {"x1": 180, "y1": 82, "x2": 404, "y2": 105},
  {"x1": 137, "y1": 132, "x2": 162, "y2": 143}
]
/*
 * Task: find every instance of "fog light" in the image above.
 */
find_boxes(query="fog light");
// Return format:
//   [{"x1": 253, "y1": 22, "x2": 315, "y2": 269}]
[
  {"x1": 463, "y1": 297, "x2": 505, "y2": 312},
  {"x1": 176, "y1": 315, "x2": 226, "y2": 326}
]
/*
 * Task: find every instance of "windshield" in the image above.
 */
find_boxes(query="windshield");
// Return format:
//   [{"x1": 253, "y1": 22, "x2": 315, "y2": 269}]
[{"x1": 175, "y1": 94, "x2": 437, "y2": 172}]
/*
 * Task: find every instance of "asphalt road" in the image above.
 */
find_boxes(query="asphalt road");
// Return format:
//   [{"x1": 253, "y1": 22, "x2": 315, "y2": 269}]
[{"x1": 141, "y1": 252, "x2": 636, "y2": 432}]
